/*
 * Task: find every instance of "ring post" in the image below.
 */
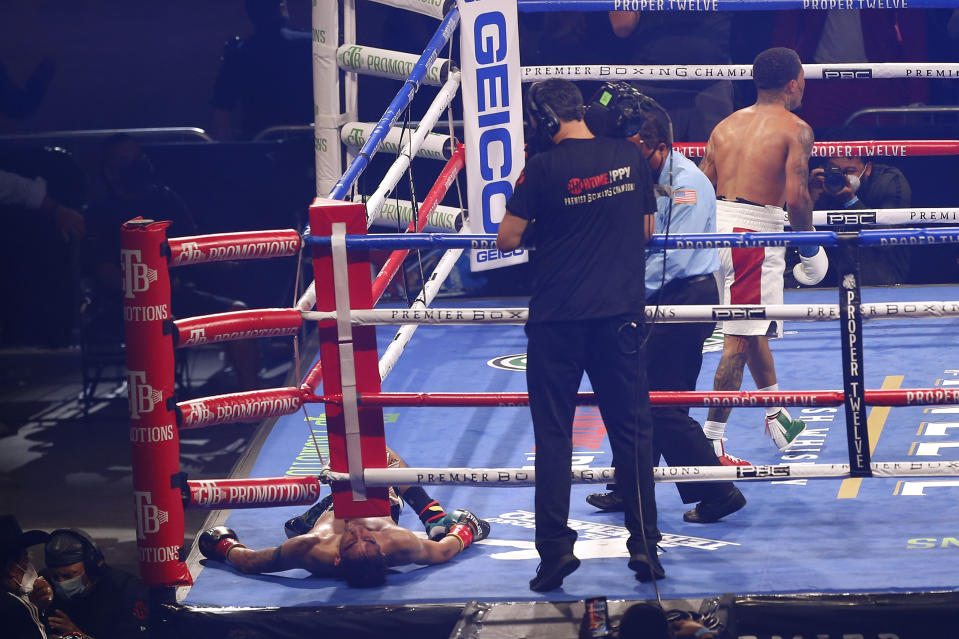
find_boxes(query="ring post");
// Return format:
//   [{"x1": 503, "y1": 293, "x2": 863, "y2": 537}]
[
  {"x1": 836, "y1": 232, "x2": 872, "y2": 477},
  {"x1": 121, "y1": 219, "x2": 192, "y2": 588},
  {"x1": 309, "y1": 198, "x2": 390, "y2": 519}
]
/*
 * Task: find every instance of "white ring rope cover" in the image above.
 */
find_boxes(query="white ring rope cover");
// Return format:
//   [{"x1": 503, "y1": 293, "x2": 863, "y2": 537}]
[{"x1": 302, "y1": 301, "x2": 959, "y2": 325}]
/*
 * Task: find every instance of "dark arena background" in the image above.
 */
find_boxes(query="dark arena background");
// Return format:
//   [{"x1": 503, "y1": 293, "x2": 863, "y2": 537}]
[{"x1": 2, "y1": 1, "x2": 959, "y2": 639}]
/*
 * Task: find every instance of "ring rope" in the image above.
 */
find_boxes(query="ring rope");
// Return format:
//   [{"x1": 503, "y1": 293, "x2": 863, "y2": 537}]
[
  {"x1": 303, "y1": 227, "x2": 959, "y2": 250},
  {"x1": 521, "y1": 63, "x2": 959, "y2": 83},
  {"x1": 514, "y1": 0, "x2": 956, "y2": 13},
  {"x1": 313, "y1": 388, "x2": 959, "y2": 408},
  {"x1": 327, "y1": 8, "x2": 459, "y2": 202},
  {"x1": 180, "y1": 459, "x2": 959, "y2": 510},
  {"x1": 300, "y1": 301, "x2": 959, "y2": 326},
  {"x1": 378, "y1": 227, "x2": 473, "y2": 381}
]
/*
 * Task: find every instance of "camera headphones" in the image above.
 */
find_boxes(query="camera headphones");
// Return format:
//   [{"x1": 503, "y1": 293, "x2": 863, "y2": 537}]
[
  {"x1": 525, "y1": 82, "x2": 561, "y2": 139},
  {"x1": 47, "y1": 528, "x2": 105, "y2": 579}
]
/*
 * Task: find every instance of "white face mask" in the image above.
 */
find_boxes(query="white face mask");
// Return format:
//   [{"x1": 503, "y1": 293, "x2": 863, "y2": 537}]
[
  {"x1": 15, "y1": 560, "x2": 38, "y2": 595},
  {"x1": 846, "y1": 167, "x2": 866, "y2": 193}
]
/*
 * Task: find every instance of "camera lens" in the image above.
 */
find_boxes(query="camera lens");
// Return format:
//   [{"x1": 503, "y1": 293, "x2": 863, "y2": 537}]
[{"x1": 823, "y1": 166, "x2": 846, "y2": 194}]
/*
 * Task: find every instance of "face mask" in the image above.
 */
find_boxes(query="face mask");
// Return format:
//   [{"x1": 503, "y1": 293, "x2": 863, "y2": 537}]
[
  {"x1": 53, "y1": 574, "x2": 88, "y2": 599},
  {"x1": 846, "y1": 167, "x2": 866, "y2": 193},
  {"x1": 15, "y1": 560, "x2": 37, "y2": 595}
]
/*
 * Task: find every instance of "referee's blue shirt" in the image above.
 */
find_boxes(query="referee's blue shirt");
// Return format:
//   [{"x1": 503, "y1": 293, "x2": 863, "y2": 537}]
[{"x1": 645, "y1": 150, "x2": 720, "y2": 297}]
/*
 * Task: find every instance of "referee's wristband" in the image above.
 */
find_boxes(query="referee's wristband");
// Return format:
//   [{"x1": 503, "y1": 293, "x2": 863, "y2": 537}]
[
  {"x1": 843, "y1": 196, "x2": 860, "y2": 208},
  {"x1": 694, "y1": 628, "x2": 716, "y2": 638}
]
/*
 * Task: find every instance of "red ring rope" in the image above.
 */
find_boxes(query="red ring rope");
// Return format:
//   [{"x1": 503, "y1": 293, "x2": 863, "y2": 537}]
[
  {"x1": 674, "y1": 139, "x2": 959, "y2": 160},
  {"x1": 310, "y1": 388, "x2": 959, "y2": 408}
]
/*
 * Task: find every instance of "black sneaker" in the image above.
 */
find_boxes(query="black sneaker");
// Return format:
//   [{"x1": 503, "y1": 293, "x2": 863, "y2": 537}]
[
  {"x1": 683, "y1": 487, "x2": 746, "y2": 524},
  {"x1": 529, "y1": 553, "x2": 580, "y2": 592},
  {"x1": 628, "y1": 548, "x2": 666, "y2": 582},
  {"x1": 283, "y1": 497, "x2": 332, "y2": 538},
  {"x1": 585, "y1": 491, "x2": 625, "y2": 512}
]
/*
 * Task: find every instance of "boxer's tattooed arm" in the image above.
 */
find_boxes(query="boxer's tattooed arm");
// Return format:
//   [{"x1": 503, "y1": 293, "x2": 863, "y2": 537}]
[{"x1": 785, "y1": 120, "x2": 815, "y2": 231}]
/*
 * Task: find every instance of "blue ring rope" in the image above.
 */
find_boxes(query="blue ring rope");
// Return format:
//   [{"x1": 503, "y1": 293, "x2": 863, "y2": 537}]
[
  {"x1": 303, "y1": 228, "x2": 959, "y2": 249},
  {"x1": 516, "y1": 0, "x2": 954, "y2": 12},
  {"x1": 324, "y1": 8, "x2": 460, "y2": 206}
]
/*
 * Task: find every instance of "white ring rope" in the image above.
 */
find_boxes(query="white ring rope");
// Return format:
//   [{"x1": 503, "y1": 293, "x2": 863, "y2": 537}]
[
  {"x1": 302, "y1": 301, "x2": 959, "y2": 325},
  {"x1": 364, "y1": 71, "x2": 462, "y2": 227},
  {"x1": 378, "y1": 226, "x2": 471, "y2": 381},
  {"x1": 807, "y1": 209, "x2": 959, "y2": 227},
  {"x1": 294, "y1": 71, "x2": 461, "y2": 313},
  {"x1": 321, "y1": 461, "x2": 959, "y2": 487},
  {"x1": 521, "y1": 63, "x2": 959, "y2": 83}
]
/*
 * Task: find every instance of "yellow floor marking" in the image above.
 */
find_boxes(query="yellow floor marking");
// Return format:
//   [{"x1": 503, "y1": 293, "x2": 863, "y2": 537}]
[
  {"x1": 917, "y1": 422, "x2": 926, "y2": 436},
  {"x1": 837, "y1": 375, "x2": 905, "y2": 500}
]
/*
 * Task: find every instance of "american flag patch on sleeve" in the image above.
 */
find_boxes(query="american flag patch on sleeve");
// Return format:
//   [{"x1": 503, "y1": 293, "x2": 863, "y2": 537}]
[{"x1": 673, "y1": 189, "x2": 697, "y2": 204}]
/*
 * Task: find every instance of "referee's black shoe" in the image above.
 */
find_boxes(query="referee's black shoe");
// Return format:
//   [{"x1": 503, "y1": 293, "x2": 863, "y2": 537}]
[
  {"x1": 683, "y1": 487, "x2": 746, "y2": 524},
  {"x1": 585, "y1": 491, "x2": 625, "y2": 512}
]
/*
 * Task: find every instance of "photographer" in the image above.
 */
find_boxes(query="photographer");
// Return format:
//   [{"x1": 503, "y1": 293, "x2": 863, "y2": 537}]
[
  {"x1": 42, "y1": 529, "x2": 151, "y2": 639},
  {"x1": 809, "y1": 156, "x2": 912, "y2": 285}
]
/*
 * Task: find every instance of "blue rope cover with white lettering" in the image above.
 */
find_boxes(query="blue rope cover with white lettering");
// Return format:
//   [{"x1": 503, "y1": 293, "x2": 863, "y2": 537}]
[
  {"x1": 324, "y1": 8, "x2": 460, "y2": 206},
  {"x1": 302, "y1": 227, "x2": 959, "y2": 250},
  {"x1": 516, "y1": 0, "x2": 947, "y2": 13}
]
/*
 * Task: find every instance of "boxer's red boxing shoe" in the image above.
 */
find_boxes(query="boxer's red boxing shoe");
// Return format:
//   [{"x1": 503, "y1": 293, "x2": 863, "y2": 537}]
[{"x1": 711, "y1": 439, "x2": 750, "y2": 467}]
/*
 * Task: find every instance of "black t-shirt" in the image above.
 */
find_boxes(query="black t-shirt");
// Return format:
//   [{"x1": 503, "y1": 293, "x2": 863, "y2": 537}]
[{"x1": 506, "y1": 136, "x2": 656, "y2": 323}]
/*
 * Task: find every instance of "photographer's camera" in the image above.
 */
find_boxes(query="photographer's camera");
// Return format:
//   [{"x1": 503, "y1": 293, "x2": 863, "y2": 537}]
[{"x1": 823, "y1": 165, "x2": 847, "y2": 194}]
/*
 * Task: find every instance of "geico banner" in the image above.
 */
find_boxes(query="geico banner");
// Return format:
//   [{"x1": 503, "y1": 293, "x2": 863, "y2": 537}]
[{"x1": 458, "y1": 0, "x2": 527, "y2": 272}]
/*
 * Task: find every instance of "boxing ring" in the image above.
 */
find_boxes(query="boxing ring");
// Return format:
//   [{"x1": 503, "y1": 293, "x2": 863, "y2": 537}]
[{"x1": 117, "y1": 0, "x2": 959, "y2": 637}]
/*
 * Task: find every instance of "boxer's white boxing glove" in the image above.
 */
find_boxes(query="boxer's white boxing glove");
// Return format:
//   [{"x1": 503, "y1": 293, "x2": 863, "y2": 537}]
[{"x1": 793, "y1": 246, "x2": 828, "y2": 286}]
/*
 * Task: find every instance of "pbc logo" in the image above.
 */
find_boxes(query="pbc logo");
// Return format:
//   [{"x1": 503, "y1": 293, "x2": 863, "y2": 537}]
[
  {"x1": 128, "y1": 371, "x2": 162, "y2": 419},
  {"x1": 339, "y1": 45, "x2": 363, "y2": 69},
  {"x1": 826, "y1": 212, "x2": 877, "y2": 226},
  {"x1": 120, "y1": 249, "x2": 158, "y2": 299},
  {"x1": 134, "y1": 491, "x2": 170, "y2": 540},
  {"x1": 822, "y1": 69, "x2": 872, "y2": 80},
  {"x1": 712, "y1": 307, "x2": 767, "y2": 321},
  {"x1": 736, "y1": 465, "x2": 791, "y2": 479},
  {"x1": 184, "y1": 328, "x2": 208, "y2": 346}
]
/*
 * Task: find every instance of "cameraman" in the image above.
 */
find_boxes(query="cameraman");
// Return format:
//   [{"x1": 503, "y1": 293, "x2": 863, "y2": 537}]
[
  {"x1": 42, "y1": 529, "x2": 151, "y2": 639},
  {"x1": 809, "y1": 156, "x2": 912, "y2": 285},
  {"x1": 498, "y1": 78, "x2": 662, "y2": 591}
]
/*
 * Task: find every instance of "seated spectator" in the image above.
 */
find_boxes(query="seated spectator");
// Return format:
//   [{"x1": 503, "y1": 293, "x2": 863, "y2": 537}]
[
  {"x1": 42, "y1": 529, "x2": 151, "y2": 639},
  {"x1": 809, "y1": 155, "x2": 912, "y2": 285},
  {"x1": 0, "y1": 168, "x2": 85, "y2": 241},
  {"x1": 1, "y1": 146, "x2": 86, "y2": 348},
  {"x1": 1, "y1": 515, "x2": 52, "y2": 639},
  {"x1": 84, "y1": 134, "x2": 262, "y2": 390}
]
